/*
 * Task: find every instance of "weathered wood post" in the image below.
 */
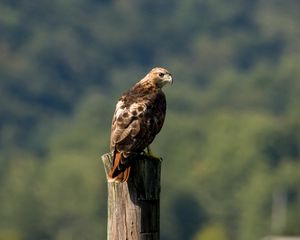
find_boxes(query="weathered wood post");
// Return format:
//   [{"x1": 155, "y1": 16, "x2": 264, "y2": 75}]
[{"x1": 102, "y1": 152, "x2": 161, "y2": 240}]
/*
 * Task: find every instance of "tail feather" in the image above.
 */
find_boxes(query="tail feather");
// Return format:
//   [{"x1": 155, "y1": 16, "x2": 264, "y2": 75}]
[{"x1": 108, "y1": 152, "x2": 131, "y2": 182}]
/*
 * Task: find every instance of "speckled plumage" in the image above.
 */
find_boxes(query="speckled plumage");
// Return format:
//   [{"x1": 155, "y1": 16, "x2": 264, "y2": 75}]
[{"x1": 108, "y1": 67, "x2": 172, "y2": 182}]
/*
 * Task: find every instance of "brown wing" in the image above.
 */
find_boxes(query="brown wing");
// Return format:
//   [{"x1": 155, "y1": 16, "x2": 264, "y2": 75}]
[
  {"x1": 110, "y1": 89, "x2": 166, "y2": 155},
  {"x1": 109, "y1": 88, "x2": 166, "y2": 182}
]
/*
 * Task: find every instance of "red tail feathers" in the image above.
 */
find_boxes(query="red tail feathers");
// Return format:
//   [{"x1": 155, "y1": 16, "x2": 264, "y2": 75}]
[{"x1": 108, "y1": 152, "x2": 131, "y2": 182}]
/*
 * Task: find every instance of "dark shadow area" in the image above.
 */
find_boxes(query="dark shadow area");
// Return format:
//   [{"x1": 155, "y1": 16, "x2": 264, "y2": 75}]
[{"x1": 171, "y1": 192, "x2": 207, "y2": 240}]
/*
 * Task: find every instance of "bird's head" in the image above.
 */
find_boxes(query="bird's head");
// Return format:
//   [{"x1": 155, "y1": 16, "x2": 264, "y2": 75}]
[{"x1": 144, "y1": 67, "x2": 173, "y2": 88}]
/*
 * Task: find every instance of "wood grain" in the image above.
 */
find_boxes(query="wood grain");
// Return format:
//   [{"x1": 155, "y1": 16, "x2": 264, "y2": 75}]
[{"x1": 102, "y1": 153, "x2": 161, "y2": 240}]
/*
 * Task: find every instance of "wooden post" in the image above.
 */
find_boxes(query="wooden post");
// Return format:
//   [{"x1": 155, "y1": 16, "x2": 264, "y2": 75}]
[{"x1": 102, "y1": 152, "x2": 161, "y2": 240}]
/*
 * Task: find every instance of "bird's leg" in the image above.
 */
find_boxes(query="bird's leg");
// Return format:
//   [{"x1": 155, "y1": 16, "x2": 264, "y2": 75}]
[
  {"x1": 145, "y1": 146, "x2": 162, "y2": 162},
  {"x1": 146, "y1": 146, "x2": 151, "y2": 155}
]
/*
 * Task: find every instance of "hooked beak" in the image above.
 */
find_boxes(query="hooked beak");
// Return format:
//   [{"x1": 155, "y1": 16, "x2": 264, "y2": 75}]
[{"x1": 164, "y1": 74, "x2": 173, "y2": 85}]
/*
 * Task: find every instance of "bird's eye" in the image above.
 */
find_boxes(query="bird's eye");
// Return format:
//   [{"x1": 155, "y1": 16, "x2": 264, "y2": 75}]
[{"x1": 159, "y1": 73, "x2": 164, "y2": 77}]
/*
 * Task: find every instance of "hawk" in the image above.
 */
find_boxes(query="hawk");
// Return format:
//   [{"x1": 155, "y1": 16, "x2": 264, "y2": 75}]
[{"x1": 108, "y1": 67, "x2": 172, "y2": 182}]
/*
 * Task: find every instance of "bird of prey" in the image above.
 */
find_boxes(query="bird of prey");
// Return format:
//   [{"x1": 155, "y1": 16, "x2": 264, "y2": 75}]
[{"x1": 108, "y1": 67, "x2": 172, "y2": 182}]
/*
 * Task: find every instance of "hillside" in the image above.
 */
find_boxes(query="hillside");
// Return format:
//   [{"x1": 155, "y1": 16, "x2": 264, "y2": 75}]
[{"x1": 0, "y1": 1, "x2": 300, "y2": 239}]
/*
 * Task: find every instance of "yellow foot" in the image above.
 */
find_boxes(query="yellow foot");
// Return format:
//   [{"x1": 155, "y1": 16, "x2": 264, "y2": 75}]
[{"x1": 144, "y1": 146, "x2": 162, "y2": 162}]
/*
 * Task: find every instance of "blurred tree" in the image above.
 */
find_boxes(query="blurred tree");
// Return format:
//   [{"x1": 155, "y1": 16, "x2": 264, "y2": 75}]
[{"x1": 0, "y1": 0, "x2": 300, "y2": 239}]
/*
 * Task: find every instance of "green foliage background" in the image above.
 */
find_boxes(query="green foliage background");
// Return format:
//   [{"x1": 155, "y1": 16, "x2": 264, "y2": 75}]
[{"x1": 1, "y1": 0, "x2": 300, "y2": 239}]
